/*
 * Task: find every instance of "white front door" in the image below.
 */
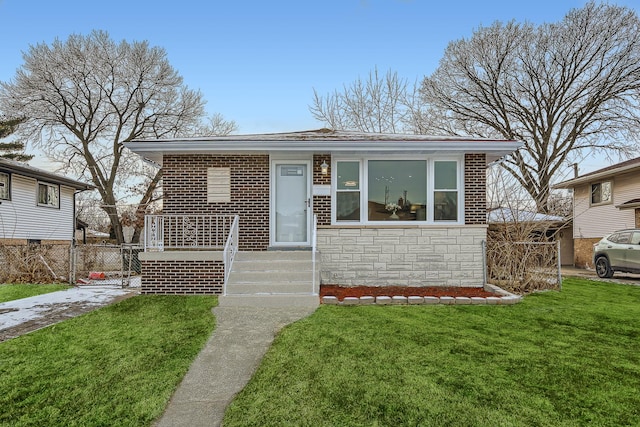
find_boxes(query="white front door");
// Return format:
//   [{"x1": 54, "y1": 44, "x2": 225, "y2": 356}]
[{"x1": 272, "y1": 161, "x2": 311, "y2": 246}]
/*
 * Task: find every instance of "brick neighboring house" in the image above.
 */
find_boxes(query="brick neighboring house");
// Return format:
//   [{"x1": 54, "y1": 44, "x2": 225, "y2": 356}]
[
  {"x1": 554, "y1": 157, "x2": 640, "y2": 268},
  {"x1": 126, "y1": 129, "x2": 521, "y2": 294},
  {"x1": 0, "y1": 158, "x2": 93, "y2": 245}
]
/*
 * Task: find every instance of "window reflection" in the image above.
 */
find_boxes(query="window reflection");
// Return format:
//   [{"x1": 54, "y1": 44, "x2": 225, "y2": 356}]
[{"x1": 368, "y1": 160, "x2": 426, "y2": 221}]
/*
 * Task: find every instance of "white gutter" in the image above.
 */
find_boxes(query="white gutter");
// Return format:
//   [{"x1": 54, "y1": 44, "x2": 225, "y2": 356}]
[
  {"x1": 124, "y1": 140, "x2": 523, "y2": 165},
  {"x1": 553, "y1": 163, "x2": 640, "y2": 189}
]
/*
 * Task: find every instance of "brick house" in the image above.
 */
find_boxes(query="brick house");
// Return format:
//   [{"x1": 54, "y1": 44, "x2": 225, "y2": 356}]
[
  {"x1": 554, "y1": 156, "x2": 640, "y2": 268},
  {"x1": 125, "y1": 129, "x2": 521, "y2": 295}
]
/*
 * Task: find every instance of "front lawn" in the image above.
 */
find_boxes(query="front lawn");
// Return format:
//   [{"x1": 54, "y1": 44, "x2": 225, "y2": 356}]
[
  {"x1": 224, "y1": 278, "x2": 640, "y2": 426},
  {"x1": 0, "y1": 295, "x2": 217, "y2": 426},
  {"x1": 0, "y1": 283, "x2": 71, "y2": 303}
]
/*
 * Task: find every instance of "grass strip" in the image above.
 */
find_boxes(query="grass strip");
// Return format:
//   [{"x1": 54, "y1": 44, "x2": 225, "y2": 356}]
[
  {"x1": 224, "y1": 278, "x2": 640, "y2": 426},
  {"x1": 0, "y1": 284, "x2": 72, "y2": 303},
  {"x1": 0, "y1": 295, "x2": 216, "y2": 426}
]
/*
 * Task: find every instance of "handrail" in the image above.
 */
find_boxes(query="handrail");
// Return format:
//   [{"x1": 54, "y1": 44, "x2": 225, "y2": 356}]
[
  {"x1": 312, "y1": 214, "x2": 318, "y2": 295},
  {"x1": 223, "y1": 215, "x2": 239, "y2": 296},
  {"x1": 143, "y1": 214, "x2": 235, "y2": 251}
]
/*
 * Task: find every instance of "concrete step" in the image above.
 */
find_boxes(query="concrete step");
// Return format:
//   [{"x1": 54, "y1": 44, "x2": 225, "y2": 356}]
[
  {"x1": 218, "y1": 294, "x2": 320, "y2": 308},
  {"x1": 227, "y1": 270, "x2": 312, "y2": 285},
  {"x1": 226, "y1": 282, "x2": 312, "y2": 295},
  {"x1": 234, "y1": 251, "x2": 313, "y2": 262},
  {"x1": 231, "y1": 259, "x2": 313, "y2": 273},
  {"x1": 223, "y1": 251, "x2": 318, "y2": 307}
]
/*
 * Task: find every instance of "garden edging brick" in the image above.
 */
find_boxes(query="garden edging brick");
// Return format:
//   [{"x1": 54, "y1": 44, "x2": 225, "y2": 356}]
[{"x1": 320, "y1": 283, "x2": 522, "y2": 306}]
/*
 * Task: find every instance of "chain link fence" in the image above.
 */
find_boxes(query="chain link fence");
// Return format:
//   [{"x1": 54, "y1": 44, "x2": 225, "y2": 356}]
[{"x1": 0, "y1": 243, "x2": 142, "y2": 287}]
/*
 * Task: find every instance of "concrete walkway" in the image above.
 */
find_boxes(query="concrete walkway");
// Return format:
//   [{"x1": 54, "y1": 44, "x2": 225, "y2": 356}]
[{"x1": 154, "y1": 305, "x2": 317, "y2": 427}]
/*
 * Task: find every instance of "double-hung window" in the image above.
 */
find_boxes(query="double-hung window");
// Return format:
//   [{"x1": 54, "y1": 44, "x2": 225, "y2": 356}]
[
  {"x1": 38, "y1": 182, "x2": 60, "y2": 208},
  {"x1": 335, "y1": 161, "x2": 361, "y2": 221},
  {"x1": 591, "y1": 181, "x2": 611, "y2": 205},
  {"x1": 333, "y1": 157, "x2": 462, "y2": 224},
  {"x1": 433, "y1": 161, "x2": 458, "y2": 221},
  {"x1": 0, "y1": 172, "x2": 9, "y2": 200}
]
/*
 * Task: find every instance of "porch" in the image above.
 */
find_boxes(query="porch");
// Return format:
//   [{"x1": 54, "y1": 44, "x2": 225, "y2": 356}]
[{"x1": 138, "y1": 214, "x2": 320, "y2": 306}]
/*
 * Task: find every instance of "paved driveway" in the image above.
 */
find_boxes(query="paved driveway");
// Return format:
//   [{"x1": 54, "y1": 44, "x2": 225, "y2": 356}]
[{"x1": 562, "y1": 266, "x2": 640, "y2": 286}]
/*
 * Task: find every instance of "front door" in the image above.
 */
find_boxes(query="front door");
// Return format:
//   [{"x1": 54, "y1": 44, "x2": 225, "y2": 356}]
[{"x1": 272, "y1": 161, "x2": 311, "y2": 246}]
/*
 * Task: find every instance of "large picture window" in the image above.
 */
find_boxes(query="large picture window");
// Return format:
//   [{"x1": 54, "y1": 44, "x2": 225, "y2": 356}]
[
  {"x1": 332, "y1": 157, "x2": 461, "y2": 224},
  {"x1": 38, "y1": 182, "x2": 60, "y2": 208},
  {"x1": 0, "y1": 172, "x2": 9, "y2": 200},
  {"x1": 367, "y1": 160, "x2": 426, "y2": 221}
]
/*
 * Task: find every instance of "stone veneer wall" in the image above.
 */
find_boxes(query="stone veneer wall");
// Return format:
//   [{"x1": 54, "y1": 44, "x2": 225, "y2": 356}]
[{"x1": 317, "y1": 225, "x2": 487, "y2": 287}]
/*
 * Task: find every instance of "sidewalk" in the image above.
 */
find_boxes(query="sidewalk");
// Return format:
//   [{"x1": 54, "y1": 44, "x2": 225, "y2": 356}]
[
  {"x1": 154, "y1": 305, "x2": 317, "y2": 427},
  {"x1": 0, "y1": 286, "x2": 137, "y2": 342}
]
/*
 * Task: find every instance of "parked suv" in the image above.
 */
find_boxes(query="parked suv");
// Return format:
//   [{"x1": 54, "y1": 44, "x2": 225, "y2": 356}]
[{"x1": 593, "y1": 229, "x2": 640, "y2": 278}]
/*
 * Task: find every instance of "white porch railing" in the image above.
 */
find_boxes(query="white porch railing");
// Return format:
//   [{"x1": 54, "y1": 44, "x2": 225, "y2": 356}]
[
  {"x1": 312, "y1": 214, "x2": 319, "y2": 296},
  {"x1": 223, "y1": 215, "x2": 239, "y2": 295},
  {"x1": 143, "y1": 214, "x2": 237, "y2": 251}
]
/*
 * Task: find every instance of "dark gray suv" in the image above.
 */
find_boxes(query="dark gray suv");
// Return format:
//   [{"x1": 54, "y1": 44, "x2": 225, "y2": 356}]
[{"x1": 593, "y1": 229, "x2": 640, "y2": 278}]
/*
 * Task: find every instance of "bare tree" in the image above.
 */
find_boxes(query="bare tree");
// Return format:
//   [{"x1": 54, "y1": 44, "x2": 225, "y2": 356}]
[
  {"x1": 0, "y1": 30, "x2": 236, "y2": 243},
  {"x1": 310, "y1": 67, "x2": 420, "y2": 133},
  {"x1": 420, "y1": 2, "x2": 640, "y2": 212},
  {"x1": 0, "y1": 117, "x2": 33, "y2": 161}
]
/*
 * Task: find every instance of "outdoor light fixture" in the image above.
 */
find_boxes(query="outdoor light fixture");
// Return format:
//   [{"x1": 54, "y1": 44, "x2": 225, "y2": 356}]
[{"x1": 320, "y1": 160, "x2": 329, "y2": 175}]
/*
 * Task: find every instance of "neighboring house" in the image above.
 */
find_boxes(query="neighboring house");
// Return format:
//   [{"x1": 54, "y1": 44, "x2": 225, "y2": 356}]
[
  {"x1": 126, "y1": 129, "x2": 521, "y2": 295},
  {"x1": 487, "y1": 207, "x2": 573, "y2": 266},
  {"x1": 0, "y1": 158, "x2": 93, "y2": 245},
  {"x1": 554, "y1": 157, "x2": 640, "y2": 268}
]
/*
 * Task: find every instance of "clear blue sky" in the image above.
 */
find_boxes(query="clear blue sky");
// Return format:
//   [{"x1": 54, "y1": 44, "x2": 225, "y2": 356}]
[{"x1": 3, "y1": 0, "x2": 636, "y2": 135}]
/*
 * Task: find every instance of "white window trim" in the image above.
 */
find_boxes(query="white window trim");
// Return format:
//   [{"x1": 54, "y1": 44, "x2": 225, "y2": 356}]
[
  {"x1": 331, "y1": 155, "x2": 464, "y2": 226},
  {"x1": 0, "y1": 172, "x2": 10, "y2": 201},
  {"x1": 590, "y1": 180, "x2": 612, "y2": 206},
  {"x1": 37, "y1": 181, "x2": 60, "y2": 208}
]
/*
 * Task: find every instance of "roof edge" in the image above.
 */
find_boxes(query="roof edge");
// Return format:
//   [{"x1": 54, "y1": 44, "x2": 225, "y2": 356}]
[{"x1": 0, "y1": 158, "x2": 94, "y2": 191}]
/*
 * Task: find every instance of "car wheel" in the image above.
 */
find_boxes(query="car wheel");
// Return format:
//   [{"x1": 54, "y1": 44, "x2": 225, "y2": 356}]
[{"x1": 595, "y1": 257, "x2": 614, "y2": 278}]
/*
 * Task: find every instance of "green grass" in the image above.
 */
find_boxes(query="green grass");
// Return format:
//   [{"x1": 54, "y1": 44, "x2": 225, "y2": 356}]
[
  {"x1": 224, "y1": 278, "x2": 640, "y2": 426},
  {"x1": 0, "y1": 295, "x2": 217, "y2": 426},
  {"x1": 0, "y1": 283, "x2": 72, "y2": 303}
]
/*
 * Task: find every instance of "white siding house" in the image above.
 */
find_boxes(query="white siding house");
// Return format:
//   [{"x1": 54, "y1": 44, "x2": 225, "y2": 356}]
[
  {"x1": 554, "y1": 157, "x2": 640, "y2": 268},
  {"x1": 0, "y1": 158, "x2": 93, "y2": 244}
]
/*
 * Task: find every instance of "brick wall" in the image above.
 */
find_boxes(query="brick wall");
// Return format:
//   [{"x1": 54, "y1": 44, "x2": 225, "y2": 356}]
[
  {"x1": 163, "y1": 154, "x2": 270, "y2": 250},
  {"x1": 0, "y1": 239, "x2": 70, "y2": 245},
  {"x1": 317, "y1": 225, "x2": 487, "y2": 287},
  {"x1": 464, "y1": 153, "x2": 486, "y2": 225},
  {"x1": 312, "y1": 154, "x2": 332, "y2": 226},
  {"x1": 312, "y1": 154, "x2": 331, "y2": 185},
  {"x1": 140, "y1": 259, "x2": 224, "y2": 294}
]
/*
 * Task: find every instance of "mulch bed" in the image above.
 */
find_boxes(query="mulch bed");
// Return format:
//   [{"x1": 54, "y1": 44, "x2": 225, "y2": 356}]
[{"x1": 320, "y1": 285, "x2": 499, "y2": 301}]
